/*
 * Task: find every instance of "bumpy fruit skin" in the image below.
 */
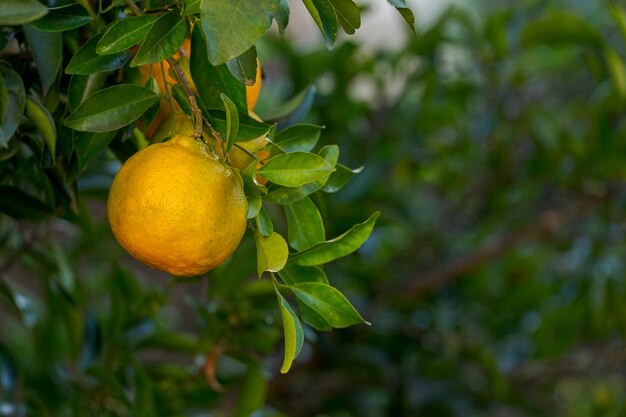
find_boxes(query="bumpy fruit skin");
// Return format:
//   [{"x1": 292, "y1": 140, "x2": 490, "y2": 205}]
[{"x1": 107, "y1": 135, "x2": 248, "y2": 276}]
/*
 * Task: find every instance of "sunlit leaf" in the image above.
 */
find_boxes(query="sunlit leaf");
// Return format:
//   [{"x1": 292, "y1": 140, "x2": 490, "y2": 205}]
[
  {"x1": 275, "y1": 288, "x2": 304, "y2": 373},
  {"x1": 255, "y1": 230, "x2": 289, "y2": 276},
  {"x1": 259, "y1": 152, "x2": 334, "y2": 187}
]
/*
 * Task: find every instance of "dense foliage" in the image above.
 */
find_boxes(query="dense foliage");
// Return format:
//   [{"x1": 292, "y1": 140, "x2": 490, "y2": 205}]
[{"x1": 2, "y1": 0, "x2": 626, "y2": 416}]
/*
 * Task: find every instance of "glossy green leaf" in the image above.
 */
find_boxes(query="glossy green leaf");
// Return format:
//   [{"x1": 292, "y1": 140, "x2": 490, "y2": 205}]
[
  {"x1": 28, "y1": 4, "x2": 92, "y2": 32},
  {"x1": 302, "y1": 0, "x2": 338, "y2": 49},
  {"x1": 259, "y1": 152, "x2": 334, "y2": 187},
  {"x1": 246, "y1": 192, "x2": 262, "y2": 219},
  {"x1": 226, "y1": 46, "x2": 258, "y2": 86},
  {"x1": 284, "y1": 197, "x2": 325, "y2": 251},
  {"x1": 287, "y1": 282, "x2": 367, "y2": 328},
  {"x1": 65, "y1": 84, "x2": 159, "y2": 132},
  {"x1": 255, "y1": 230, "x2": 289, "y2": 276},
  {"x1": 521, "y1": 12, "x2": 603, "y2": 48},
  {"x1": 67, "y1": 72, "x2": 108, "y2": 112},
  {"x1": 74, "y1": 130, "x2": 116, "y2": 169},
  {"x1": 0, "y1": 68, "x2": 25, "y2": 147},
  {"x1": 200, "y1": 0, "x2": 280, "y2": 64},
  {"x1": 234, "y1": 365, "x2": 268, "y2": 417},
  {"x1": 275, "y1": 0, "x2": 290, "y2": 36},
  {"x1": 0, "y1": 186, "x2": 52, "y2": 220},
  {"x1": 330, "y1": 0, "x2": 360, "y2": 35},
  {"x1": 190, "y1": 25, "x2": 247, "y2": 112},
  {"x1": 275, "y1": 288, "x2": 304, "y2": 373},
  {"x1": 131, "y1": 13, "x2": 186, "y2": 67},
  {"x1": 274, "y1": 124, "x2": 322, "y2": 152},
  {"x1": 0, "y1": 0, "x2": 47, "y2": 25},
  {"x1": 279, "y1": 262, "x2": 328, "y2": 285},
  {"x1": 386, "y1": 0, "x2": 416, "y2": 35},
  {"x1": 23, "y1": 26, "x2": 62, "y2": 93},
  {"x1": 97, "y1": 15, "x2": 157, "y2": 55},
  {"x1": 65, "y1": 34, "x2": 130, "y2": 75},
  {"x1": 25, "y1": 96, "x2": 56, "y2": 157},
  {"x1": 220, "y1": 93, "x2": 239, "y2": 152},
  {"x1": 291, "y1": 211, "x2": 379, "y2": 266},
  {"x1": 256, "y1": 206, "x2": 274, "y2": 237},
  {"x1": 322, "y1": 163, "x2": 363, "y2": 193},
  {"x1": 209, "y1": 110, "x2": 270, "y2": 141}
]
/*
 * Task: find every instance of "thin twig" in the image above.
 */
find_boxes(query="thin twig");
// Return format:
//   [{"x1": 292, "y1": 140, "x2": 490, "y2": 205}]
[{"x1": 123, "y1": 0, "x2": 143, "y2": 15}]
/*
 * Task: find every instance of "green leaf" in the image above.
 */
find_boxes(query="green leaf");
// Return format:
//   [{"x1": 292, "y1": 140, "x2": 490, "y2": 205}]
[
  {"x1": 234, "y1": 365, "x2": 268, "y2": 417},
  {"x1": 284, "y1": 197, "x2": 325, "y2": 251},
  {"x1": 65, "y1": 84, "x2": 159, "y2": 132},
  {"x1": 610, "y1": 4, "x2": 626, "y2": 41},
  {"x1": 287, "y1": 282, "x2": 367, "y2": 328},
  {"x1": 0, "y1": 68, "x2": 25, "y2": 147},
  {"x1": 291, "y1": 211, "x2": 379, "y2": 266},
  {"x1": 255, "y1": 230, "x2": 289, "y2": 276},
  {"x1": 220, "y1": 93, "x2": 239, "y2": 152},
  {"x1": 65, "y1": 34, "x2": 130, "y2": 75},
  {"x1": 279, "y1": 262, "x2": 328, "y2": 285},
  {"x1": 606, "y1": 48, "x2": 626, "y2": 99},
  {"x1": 0, "y1": 75, "x2": 6, "y2": 119},
  {"x1": 28, "y1": 4, "x2": 91, "y2": 32},
  {"x1": 322, "y1": 163, "x2": 363, "y2": 193},
  {"x1": 246, "y1": 192, "x2": 262, "y2": 219},
  {"x1": 184, "y1": 0, "x2": 201, "y2": 16},
  {"x1": 23, "y1": 26, "x2": 62, "y2": 93},
  {"x1": 256, "y1": 206, "x2": 274, "y2": 237},
  {"x1": 274, "y1": 288, "x2": 304, "y2": 373},
  {"x1": 74, "y1": 131, "x2": 116, "y2": 169},
  {"x1": 209, "y1": 110, "x2": 269, "y2": 141},
  {"x1": 0, "y1": 0, "x2": 47, "y2": 26},
  {"x1": 226, "y1": 47, "x2": 258, "y2": 86},
  {"x1": 259, "y1": 152, "x2": 334, "y2": 187},
  {"x1": 275, "y1": 0, "x2": 290, "y2": 36},
  {"x1": 264, "y1": 85, "x2": 316, "y2": 124},
  {"x1": 274, "y1": 124, "x2": 322, "y2": 152},
  {"x1": 136, "y1": 332, "x2": 199, "y2": 353},
  {"x1": 25, "y1": 96, "x2": 56, "y2": 157},
  {"x1": 200, "y1": 0, "x2": 280, "y2": 65},
  {"x1": 0, "y1": 186, "x2": 53, "y2": 220},
  {"x1": 131, "y1": 12, "x2": 186, "y2": 67},
  {"x1": 190, "y1": 25, "x2": 247, "y2": 112},
  {"x1": 97, "y1": 15, "x2": 157, "y2": 55},
  {"x1": 386, "y1": 0, "x2": 416, "y2": 35},
  {"x1": 330, "y1": 0, "x2": 360, "y2": 35},
  {"x1": 67, "y1": 73, "x2": 108, "y2": 112},
  {"x1": 521, "y1": 12, "x2": 603, "y2": 48},
  {"x1": 302, "y1": 0, "x2": 338, "y2": 49}
]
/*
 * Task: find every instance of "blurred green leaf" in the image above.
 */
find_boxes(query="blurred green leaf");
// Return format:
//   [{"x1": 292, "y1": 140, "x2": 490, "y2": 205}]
[
  {"x1": 25, "y1": 96, "x2": 56, "y2": 158},
  {"x1": 28, "y1": 4, "x2": 91, "y2": 32},
  {"x1": 521, "y1": 12, "x2": 603, "y2": 48},
  {"x1": 234, "y1": 365, "x2": 268, "y2": 417},
  {"x1": 330, "y1": 0, "x2": 360, "y2": 35},
  {"x1": 386, "y1": 0, "x2": 416, "y2": 35},
  {"x1": 605, "y1": 48, "x2": 626, "y2": 99},
  {"x1": 131, "y1": 12, "x2": 186, "y2": 67},
  {"x1": 321, "y1": 163, "x2": 363, "y2": 193},
  {"x1": 264, "y1": 86, "x2": 316, "y2": 124},
  {"x1": 0, "y1": 0, "x2": 47, "y2": 25},
  {"x1": 65, "y1": 34, "x2": 130, "y2": 75},
  {"x1": 0, "y1": 186, "x2": 53, "y2": 220},
  {"x1": 220, "y1": 93, "x2": 240, "y2": 152},
  {"x1": 291, "y1": 211, "x2": 379, "y2": 266},
  {"x1": 136, "y1": 332, "x2": 199, "y2": 353},
  {"x1": 97, "y1": 15, "x2": 157, "y2": 55},
  {"x1": 255, "y1": 230, "x2": 289, "y2": 276},
  {"x1": 0, "y1": 68, "x2": 25, "y2": 147},
  {"x1": 65, "y1": 84, "x2": 159, "y2": 132},
  {"x1": 274, "y1": 0, "x2": 290, "y2": 36},
  {"x1": 274, "y1": 288, "x2": 303, "y2": 373},
  {"x1": 274, "y1": 124, "x2": 322, "y2": 152},
  {"x1": 200, "y1": 0, "x2": 280, "y2": 64},
  {"x1": 23, "y1": 26, "x2": 62, "y2": 93},
  {"x1": 284, "y1": 196, "x2": 325, "y2": 251},
  {"x1": 259, "y1": 152, "x2": 334, "y2": 187}
]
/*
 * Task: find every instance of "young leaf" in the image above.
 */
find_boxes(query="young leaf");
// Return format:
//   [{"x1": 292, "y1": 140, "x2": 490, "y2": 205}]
[
  {"x1": 330, "y1": 0, "x2": 360, "y2": 35},
  {"x1": 254, "y1": 230, "x2": 289, "y2": 276},
  {"x1": 23, "y1": 26, "x2": 62, "y2": 93},
  {"x1": 287, "y1": 282, "x2": 368, "y2": 328},
  {"x1": 190, "y1": 25, "x2": 247, "y2": 112},
  {"x1": 322, "y1": 163, "x2": 363, "y2": 193},
  {"x1": 274, "y1": 124, "x2": 322, "y2": 152},
  {"x1": 131, "y1": 13, "x2": 186, "y2": 67},
  {"x1": 259, "y1": 152, "x2": 334, "y2": 187},
  {"x1": 275, "y1": 0, "x2": 290, "y2": 36},
  {"x1": 256, "y1": 206, "x2": 274, "y2": 237},
  {"x1": 97, "y1": 15, "x2": 157, "y2": 55},
  {"x1": 226, "y1": 47, "x2": 258, "y2": 86},
  {"x1": 65, "y1": 34, "x2": 130, "y2": 75},
  {"x1": 28, "y1": 4, "x2": 92, "y2": 32},
  {"x1": 65, "y1": 84, "x2": 159, "y2": 132},
  {"x1": 200, "y1": 0, "x2": 280, "y2": 65},
  {"x1": 0, "y1": 0, "x2": 47, "y2": 26},
  {"x1": 386, "y1": 0, "x2": 416, "y2": 35},
  {"x1": 302, "y1": 0, "x2": 338, "y2": 49},
  {"x1": 220, "y1": 93, "x2": 239, "y2": 152},
  {"x1": 25, "y1": 97, "x2": 56, "y2": 158},
  {"x1": 284, "y1": 197, "x2": 325, "y2": 251},
  {"x1": 291, "y1": 211, "x2": 380, "y2": 266},
  {"x1": 274, "y1": 288, "x2": 304, "y2": 373},
  {"x1": 0, "y1": 68, "x2": 25, "y2": 147}
]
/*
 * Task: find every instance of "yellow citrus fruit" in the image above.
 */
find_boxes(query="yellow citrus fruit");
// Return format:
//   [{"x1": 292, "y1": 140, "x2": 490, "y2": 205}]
[{"x1": 107, "y1": 135, "x2": 248, "y2": 276}]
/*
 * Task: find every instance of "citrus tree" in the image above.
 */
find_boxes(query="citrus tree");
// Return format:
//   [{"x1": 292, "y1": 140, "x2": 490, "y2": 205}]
[{"x1": 0, "y1": 0, "x2": 414, "y2": 415}]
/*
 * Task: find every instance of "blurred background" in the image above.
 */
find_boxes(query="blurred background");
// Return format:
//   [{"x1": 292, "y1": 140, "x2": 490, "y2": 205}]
[{"x1": 3, "y1": 0, "x2": 626, "y2": 416}]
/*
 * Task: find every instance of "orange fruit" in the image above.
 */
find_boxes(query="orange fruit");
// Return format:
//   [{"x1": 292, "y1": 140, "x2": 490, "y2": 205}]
[{"x1": 107, "y1": 134, "x2": 248, "y2": 276}]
